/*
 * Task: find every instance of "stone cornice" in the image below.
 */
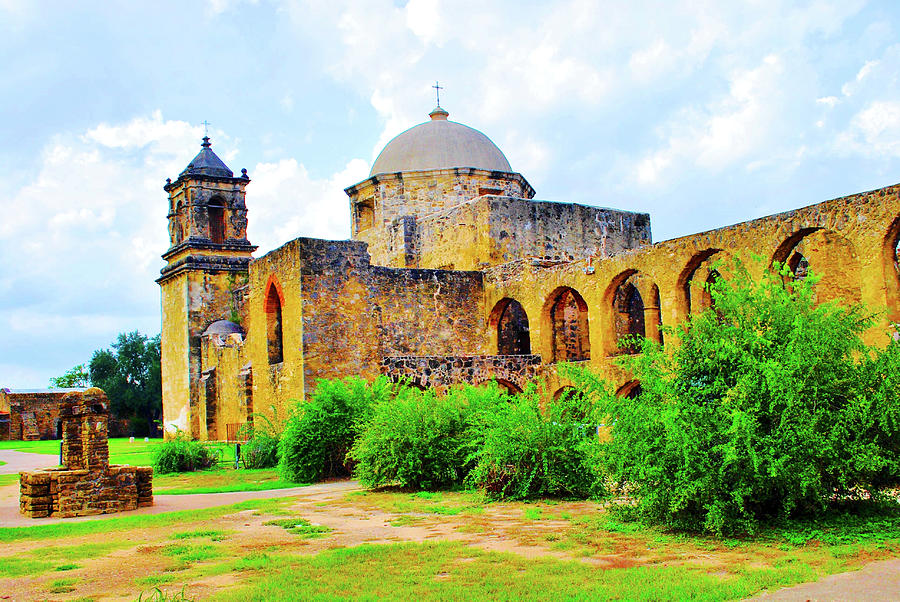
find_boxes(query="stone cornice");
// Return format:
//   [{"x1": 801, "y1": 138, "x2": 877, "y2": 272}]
[{"x1": 344, "y1": 168, "x2": 535, "y2": 199}]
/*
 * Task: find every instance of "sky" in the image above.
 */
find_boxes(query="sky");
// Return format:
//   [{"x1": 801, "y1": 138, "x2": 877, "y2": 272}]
[{"x1": 2, "y1": 0, "x2": 900, "y2": 388}]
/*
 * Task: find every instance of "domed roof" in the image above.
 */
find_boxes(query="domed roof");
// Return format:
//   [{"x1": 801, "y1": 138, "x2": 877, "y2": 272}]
[
  {"x1": 202, "y1": 320, "x2": 244, "y2": 337},
  {"x1": 369, "y1": 107, "x2": 512, "y2": 177}
]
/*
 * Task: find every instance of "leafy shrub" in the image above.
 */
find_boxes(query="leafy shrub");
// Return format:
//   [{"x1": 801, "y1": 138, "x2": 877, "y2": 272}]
[
  {"x1": 238, "y1": 409, "x2": 281, "y2": 469},
  {"x1": 153, "y1": 434, "x2": 218, "y2": 474},
  {"x1": 466, "y1": 383, "x2": 604, "y2": 500},
  {"x1": 278, "y1": 376, "x2": 393, "y2": 483},
  {"x1": 565, "y1": 258, "x2": 900, "y2": 535},
  {"x1": 350, "y1": 382, "x2": 511, "y2": 490}
]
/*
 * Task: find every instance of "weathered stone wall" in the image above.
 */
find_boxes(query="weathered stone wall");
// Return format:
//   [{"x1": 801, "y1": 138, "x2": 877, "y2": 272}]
[
  {"x1": 347, "y1": 168, "x2": 534, "y2": 267},
  {"x1": 412, "y1": 196, "x2": 651, "y2": 270},
  {"x1": 200, "y1": 331, "x2": 252, "y2": 441},
  {"x1": 161, "y1": 268, "x2": 251, "y2": 439},
  {"x1": 0, "y1": 388, "x2": 81, "y2": 441},
  {"x1": 383, "y1": 355, "x2": 542, "y2": 392},
  {"x1": 19, "y1": 389, "x2": 153, "y2": 518}
]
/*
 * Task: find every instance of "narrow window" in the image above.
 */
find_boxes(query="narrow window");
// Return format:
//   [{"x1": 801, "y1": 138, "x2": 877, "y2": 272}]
[{"x1": 208, "y1": 198, "x2": 226, "y2": 244}]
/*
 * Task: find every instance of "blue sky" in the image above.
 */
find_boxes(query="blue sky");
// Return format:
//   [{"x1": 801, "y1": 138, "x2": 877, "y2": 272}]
[{"x1": 2, "y1": 0, "x2": 899, "y2": 387}]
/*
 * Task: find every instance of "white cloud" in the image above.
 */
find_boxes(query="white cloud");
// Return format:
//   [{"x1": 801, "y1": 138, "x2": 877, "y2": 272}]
[
  {"x1": 406, "y1": 0, "x2": 442, "y2": 45},
  {"x1": 632, "y1": 54, "x2": 789, "y2": 185},
  {"x1": 837, "y1": 101, "x2": 900, "y2": 157}
]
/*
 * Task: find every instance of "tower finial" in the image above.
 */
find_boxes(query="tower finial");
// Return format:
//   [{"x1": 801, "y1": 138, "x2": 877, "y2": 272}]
[
  {"x1": 432, "y1": 81, "x2": 443, "y2": 107},
  {"x1": 201, "y1": 120, "x2": 211, "y2": 136}
]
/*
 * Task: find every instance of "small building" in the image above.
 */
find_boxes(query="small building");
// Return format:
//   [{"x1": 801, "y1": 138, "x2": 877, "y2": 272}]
[{"x1": 0, "y1": 388, "x2": 86, "y2": 441}]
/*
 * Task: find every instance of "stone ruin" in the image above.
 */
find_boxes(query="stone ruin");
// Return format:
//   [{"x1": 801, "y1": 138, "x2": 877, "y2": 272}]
[{"x1": 19, "y1": 388, "x2": 153, "y2": 518}]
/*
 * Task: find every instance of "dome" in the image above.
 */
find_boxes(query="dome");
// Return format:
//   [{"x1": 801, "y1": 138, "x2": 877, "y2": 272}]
[
  {"x1": 369, "y1": 107, "x2": 512, "y2": 177},
  {"x1": 202, "y1": 320, "x2": 244, "y2": 337}
]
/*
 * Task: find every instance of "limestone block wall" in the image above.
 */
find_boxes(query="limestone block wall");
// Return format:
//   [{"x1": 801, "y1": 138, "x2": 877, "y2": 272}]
[
  {"x1": 200, "y1": 332, "x2": 252, "y2": 441},
  {"x1": 346, "y1": 168, "x2": 534, "y2": 267},
  {"x1": 412, "y1": 196, "x2": 651, "y2": 270},
  {"x1": 161, "y1": 267, "x2": 249, "y2": 438},
  {"x1": 0, "y1": 388, "x2": 82, "y2": 441},
  {"x1": 19, "y1": 389, "x2": 153, "y2": 518},
  {"x1": 244, "y1": 237, "x2": 489, "y2": 419}
]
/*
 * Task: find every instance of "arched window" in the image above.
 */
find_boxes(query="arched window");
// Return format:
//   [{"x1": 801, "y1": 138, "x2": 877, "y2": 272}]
[
  {"x1": 548, "y1": 287, "x2": 590, "y2": 362},
  {"x1": 613, "y1": 282, "x2": 645, "y2": 354},
  {"x1": 494, "y1": 299, "x2": 530, "y2": 355},
  {"x1": 208, "y1": 197, "x2": 226, "y2": 244},
  {"x1": 265, "y1": 284, "x2": 283, "y2": 365}
]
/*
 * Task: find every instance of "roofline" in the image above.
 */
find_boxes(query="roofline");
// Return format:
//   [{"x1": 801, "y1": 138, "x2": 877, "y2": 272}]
[{"x1": 344, "y1": 167, "x2": 535, "y2": 199}]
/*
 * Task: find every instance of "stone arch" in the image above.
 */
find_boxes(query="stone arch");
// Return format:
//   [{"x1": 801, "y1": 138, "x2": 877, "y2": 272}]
[
  {"x1": 489, "y1": 298, "x2": 531, "y2": 355},
  {"x1": 773, "y1": 228, "x2": 862, "y2": 304},
  {"x1": 677, "y1": 249, "x2": 723, "y2": 317},
  {"x1": 264, "y1": 278, "x2": 284, "y2": 365},
  {"x1": 553, "y1": 386, "x2": 578, "y2": 401},
  {"x1": 477, "y1": 379, "x2": 522, "y2": 394},
  {"x1": 604, "y1": 271, "x2": 663, "y2": 355},
  {"x1": 884, "y1": 215, "x2": 900, "y2": 322},
  {"x1": 542, "y1": 286, "x2": 591, "y2": 363},
  {"x1": 207, "y1": 196, "x2": 226, "y2": 244},
  {"x1": 615, "y1": 380, "x2": 642, "y2": 399}
]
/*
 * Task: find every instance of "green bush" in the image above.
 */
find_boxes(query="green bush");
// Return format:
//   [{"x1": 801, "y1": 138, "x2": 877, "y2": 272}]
[
  {"x1": 466, "y1": 383, "x2": 603, "y2": 500},
  {"x1": 565, "y1": 258, "x2": 900, "y2": 535},
  {"x1": 350, "y1": 382, "x2": 511, "y2": 490},
  {"x1": 238, "y1": 410, "x2": 281, "y2": 469},
  {"x1": 153, "y1": 434, "x2": 219, "y2": 474},
  {"x1": 278, "y1": 376, "x2": 393, "y2": 483}
]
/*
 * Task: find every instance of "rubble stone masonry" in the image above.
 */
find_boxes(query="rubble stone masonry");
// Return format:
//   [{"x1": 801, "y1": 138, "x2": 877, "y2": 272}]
[{"x1": 19, "y1": 388, "x2": 153, "y2": 518}]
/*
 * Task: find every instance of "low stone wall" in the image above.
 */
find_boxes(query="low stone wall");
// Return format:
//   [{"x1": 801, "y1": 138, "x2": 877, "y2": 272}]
[
  {"x1": 382, "y1": 354, "x2": 542, "y2": 391},
  {"x1": 18, "y1": 388, "x2": 154, "y2": 519},
  {"x1": 20, "y1": 465, "x2": 153, "y2": 518}
]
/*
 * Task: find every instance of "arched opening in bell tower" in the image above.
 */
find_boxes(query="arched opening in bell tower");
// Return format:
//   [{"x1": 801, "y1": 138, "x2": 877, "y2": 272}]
[{"x1": 208, "y1": 197, "x2": 226, "y2": 244}]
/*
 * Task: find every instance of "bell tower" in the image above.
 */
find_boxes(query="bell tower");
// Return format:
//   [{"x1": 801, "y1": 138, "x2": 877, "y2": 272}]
[{"x1": 157, "y1": 137, "x2": 256, "y2": 439}]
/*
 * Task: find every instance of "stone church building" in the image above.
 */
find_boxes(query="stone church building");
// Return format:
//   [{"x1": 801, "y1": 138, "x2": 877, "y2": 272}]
[{"x1": 158, "y1": 105, "x2": 900, "y2": 440}]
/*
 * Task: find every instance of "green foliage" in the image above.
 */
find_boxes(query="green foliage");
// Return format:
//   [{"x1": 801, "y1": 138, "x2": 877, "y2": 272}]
[
  {"x1": 465, "y1": 383, "x2": 604, "y2": 500},
  {"x1": 565, "y1": 258, "x2": 900, "y2": 535},
  {"x1": 263, "y1": 517, "x2": 332, "y2": 538},
  {"x1": 49, "y1": 364, "x2": 89, "y2": 388},
  {"x1": 349, "y1": 382, "x2": 511, "y2": 490},
  {"x1": 278, "y1": 376, "x2": 393, "y2": 483},
  {"x1": 153, "y1": 434, "x2": 219, "y2": 474},
  {"x1": 89, "y1": 331, "x2": 162, "y2": 435},
  {"x1": 238, "y1": 409, "x2": 282, "y2": 469}
]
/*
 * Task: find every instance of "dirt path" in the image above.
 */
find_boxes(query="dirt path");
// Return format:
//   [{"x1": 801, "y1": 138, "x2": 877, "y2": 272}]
[
  {"x1": 0, "y1": 449, "x2": 58, "y2": 474},
  {"x1": 745, "y1": 557, "x2": 900, "y2": 601}
]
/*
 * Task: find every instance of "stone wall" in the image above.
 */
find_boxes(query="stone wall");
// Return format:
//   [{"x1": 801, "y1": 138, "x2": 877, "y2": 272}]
[
  {"x1": 347, "y1": 168, "x2": 534, "y2": 267},
  {"x1": 0, "y1": 388, "x2": 83, "y2": 441},
  {"x1": 19, "y1": 388, "x2": 153, "y2": 519},
  {"x1": 412, "y1": 196, "x2": 651, "y2": 270},
  {"x1": 382, "y1": 355, "x2": 542, "y2": 392}
]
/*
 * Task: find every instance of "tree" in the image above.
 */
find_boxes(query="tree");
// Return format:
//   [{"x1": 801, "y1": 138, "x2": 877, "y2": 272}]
[
  {"x1": 566, "y1": 258, "x2": 900, "y2": 535},
  {"x1": 49, "y1": 364, "x2": 90, "y2": 388},
  {"x1": 89, "y1": 331, "x2": 162, "y2": 436}
]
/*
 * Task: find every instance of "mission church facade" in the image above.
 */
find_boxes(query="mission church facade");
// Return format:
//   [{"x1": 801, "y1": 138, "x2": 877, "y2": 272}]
[{"x1": 158, "y1": 105, "x2": 900, "y2": 440}]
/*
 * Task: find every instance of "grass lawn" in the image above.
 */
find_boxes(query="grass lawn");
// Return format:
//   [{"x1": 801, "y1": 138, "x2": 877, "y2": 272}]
[
  {"x1": 154, "y1": 468, "x2": 301, "y2": 495},
  {"x1": 0, "y1": 437, "x2": 238, "y2": 467},
  {"x1": 0, "y1": 487, "x2": 898, "y2": 600}
]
